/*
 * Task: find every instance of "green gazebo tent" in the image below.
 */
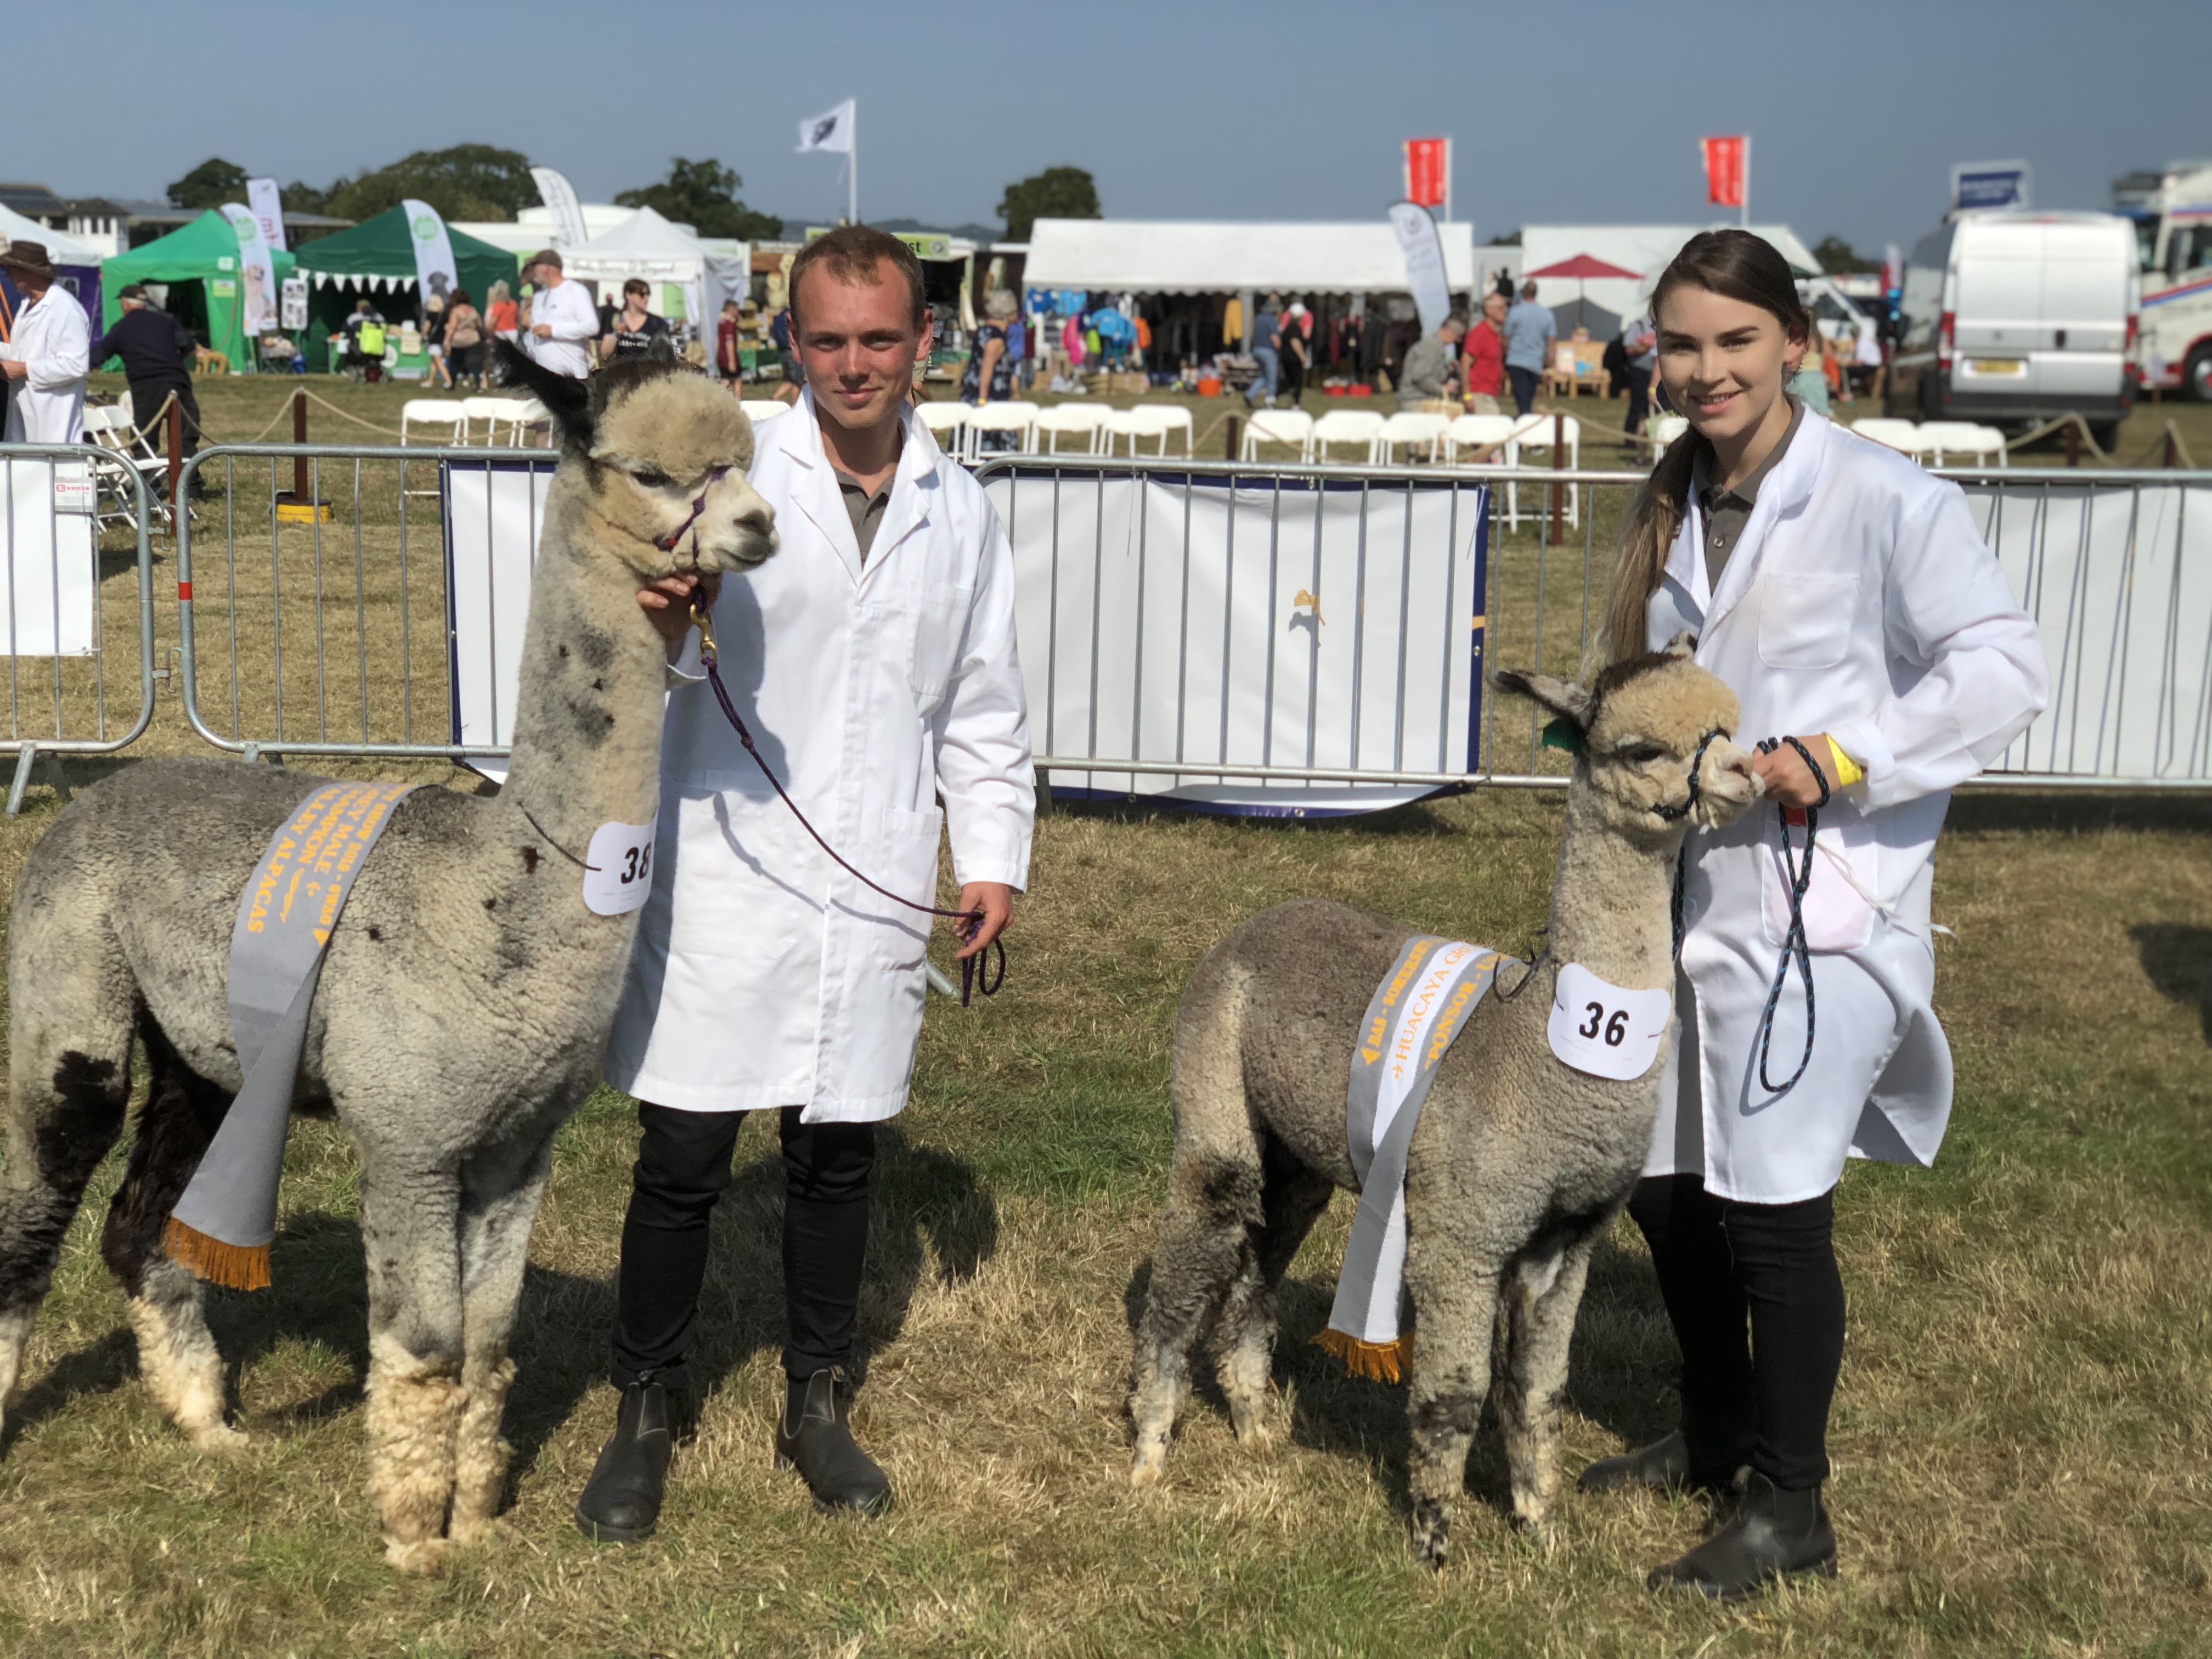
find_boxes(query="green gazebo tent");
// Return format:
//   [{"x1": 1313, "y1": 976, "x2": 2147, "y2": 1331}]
[
  {"x1": 98, "y1": 210, "x2": 298, "y2": 372},
  {"x1": 291, "y1": 207, "x2": 517, "y2": 355}
]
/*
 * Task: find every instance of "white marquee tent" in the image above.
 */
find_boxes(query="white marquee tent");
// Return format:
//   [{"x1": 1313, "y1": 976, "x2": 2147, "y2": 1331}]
[
  {"x1": 1022, "y1": 218, "x2": 1479, "y2": 296},
  {"x1": 0, "y1": 204, "x2": 106, "y2": 267},
  {"x1": 560, "y1": 205, "x2": 749, "y2": 334}
]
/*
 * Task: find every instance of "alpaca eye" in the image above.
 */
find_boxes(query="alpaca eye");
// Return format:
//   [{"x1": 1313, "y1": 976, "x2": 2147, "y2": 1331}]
[
  {"x1": 1618, "y1": 742, "x2": 1667, "y2": 765},
  {"x1": 632, "y1": 467, "x2": 672, "y2": 489}
]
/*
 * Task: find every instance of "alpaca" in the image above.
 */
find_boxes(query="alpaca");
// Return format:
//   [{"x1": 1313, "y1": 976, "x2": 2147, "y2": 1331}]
[
  {"x1": 1127, "y1": 643, "x2": 1761, "y2": 1567},
  {"x1": 0, "y1": 343, "x2": 775, "y2": 1572}
]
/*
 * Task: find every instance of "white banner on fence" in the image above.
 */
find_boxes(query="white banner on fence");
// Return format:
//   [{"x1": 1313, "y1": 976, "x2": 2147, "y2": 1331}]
[
  {"x1": 1, "y1": 459, "x2": 98, "y2": 656},
  {"x1": 444, "y1": 460, "x2": 554, "y2": 776},
  {"x1": 1964, "y1": 481, "x2": 2212, "y2": 782},
  {"x1": 985, "y1": 471, "x2": 1487, "y2": 815}
]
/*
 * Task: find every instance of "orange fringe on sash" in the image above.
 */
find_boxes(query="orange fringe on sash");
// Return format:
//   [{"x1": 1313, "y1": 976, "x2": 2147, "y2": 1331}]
[
  {"x1": 161, "y1": 1217, "x2": 272, "y2": 1292},
  {"x1": 1312, "y1": 1327, "x2": 1413, "y2": 1383}
]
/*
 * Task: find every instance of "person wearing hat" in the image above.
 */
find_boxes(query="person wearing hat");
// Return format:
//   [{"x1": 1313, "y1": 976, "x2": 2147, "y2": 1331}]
[
  {"x1": 521, "y1": 249, "x2": 596, "y2": 379},
  {"x1": 0, "y1": 241, "x2": 91, "y2": 445},
  {"x1": 88, "y1": 284, "x2": 202, "y2": 465}
]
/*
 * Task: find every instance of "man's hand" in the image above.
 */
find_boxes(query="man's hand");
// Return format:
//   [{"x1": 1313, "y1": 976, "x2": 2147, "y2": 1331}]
[
  {"x1": 1753, "y1": 734, "x2": 1838, "y2": 809},
  {"x1": 636, "y1": 572, "x2": 719, "y2": 644},
  {"x1": 953, "y1": 882, "x2": 1013, "y2": 960},
  {"x1": 0, "y1": 360, "x2": 26, "y2": 381}
]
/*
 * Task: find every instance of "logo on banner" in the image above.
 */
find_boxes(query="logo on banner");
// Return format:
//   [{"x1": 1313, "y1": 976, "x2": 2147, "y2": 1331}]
[
  {"x1": 1701, "y1": 135, "x2": 1747, "y2": 208},
  {"x1": 399, "y1": 198, "x2": 460, "y2": 306}
]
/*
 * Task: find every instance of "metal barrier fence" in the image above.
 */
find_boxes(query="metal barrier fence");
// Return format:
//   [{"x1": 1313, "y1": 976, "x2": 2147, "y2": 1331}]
[
  {"x1": 0, "y1": 438, "x2": 2199, "y2": 802},
  {"x1": 0, "y1": 443, "x2": 156, "y2": 811},
  {"x1": 174, "y1": 443, "x2": 554, "y2": 762}
]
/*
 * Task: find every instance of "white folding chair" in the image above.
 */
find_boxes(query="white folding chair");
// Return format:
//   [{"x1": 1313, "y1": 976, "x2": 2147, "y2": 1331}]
[
  {"x1": 1032, "y1": 403, "x2": 1107, "y2": 455},
  {"x1": 917, "y1": 400, "x2": 970, "y2": 457},
  {"x1": 400, "y1": 399, "x2": 468, "y2": 444},
  {"x1": 1312, "y1": 409, "x2": 1387, "y2": 465},
  {"x1": 1444, "y1": 413, "x2": 1519, "y2": 466},
  {"x1": 1918, "y1": 421, "x2": 2007, "y2": 467},
  {"x1": 1100, "y1": 406, "x2": 1174, "y2": 458},
  {"x1": 510, "y1": 398, "x2": 555, "y2": 448},
  {"x1": 1140, "y1": 403, "x2": 1195, "y2": 456},
  {"x1": 1377, "y1": 411, "x2": 1453, "y2": 464},
  {"x1": 81, "y1": 404, "x2": 171, "y2": 534},
  {"x1": 1850, "y1": 418, "x2": 1927, "y2": 461},
  {"x1": 1505, "y1": 413, "x2": 1581, "y2": 529},
  {"x1": 1240, "y1": 408, "x2": 1315, "y2": 462},
  {"x1": 967, "y1": 401, "x2": 1040, "y2": 456}
]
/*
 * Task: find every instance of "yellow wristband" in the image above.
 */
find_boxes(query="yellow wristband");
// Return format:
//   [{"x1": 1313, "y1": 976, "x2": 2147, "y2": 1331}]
[{"x1": 1825, "y1": 736, "x2": 1865, "y2": 788}]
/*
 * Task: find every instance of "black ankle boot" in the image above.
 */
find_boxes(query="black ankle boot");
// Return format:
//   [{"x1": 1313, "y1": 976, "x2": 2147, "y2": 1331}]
[
  {"x1": 574, "y1": 1379, "x2": 676, "y2": 1544},
  {"x1": 774, "y1": 1368, "x2": 890, "y2": 1514},
  {"x1": 1577, "y1": 1429, "x2": 1740, "y2": 1496},
  {"x1": 1647, "y1": 1470, "x2": 1837, "y2": 1600}
]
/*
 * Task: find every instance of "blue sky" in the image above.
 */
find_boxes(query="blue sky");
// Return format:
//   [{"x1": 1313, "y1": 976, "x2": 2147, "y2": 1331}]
[{"x1": 12, "y1": 0, "x2": 2208, "y2": 255}]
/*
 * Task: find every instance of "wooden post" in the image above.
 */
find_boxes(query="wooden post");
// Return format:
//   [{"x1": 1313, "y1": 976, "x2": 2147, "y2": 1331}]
[
  {"x1": 2164, "y1": 424, "x2": 2180, "y2": 470},
  {"x1": 293, "y1": 389, "x2": 309, "y2": 501},
  {"x1": 1548, "y1": 410, "x2": 1565, "y2": 546},
  {"x1": 165, "y1": 399, "x2": 183, "y2": 515},
  {"x1": 2064, "y1": 417, "x2": 2081, "y2": 469},
  {"x1": 1224, "y1": 413, "x2": 1240, "y2": 462}
]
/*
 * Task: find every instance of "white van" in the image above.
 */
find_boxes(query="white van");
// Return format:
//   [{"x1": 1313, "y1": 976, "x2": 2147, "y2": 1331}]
[{"x1": 1889, "y1": 211, "x2": 2138, "y2": 444}]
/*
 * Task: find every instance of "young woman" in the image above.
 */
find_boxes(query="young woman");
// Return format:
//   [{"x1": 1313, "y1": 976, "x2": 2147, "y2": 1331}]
[
  {"x1": 1581, "y1": 230, "x2": 2047, "y2": 1600},
  {"x1": 443, "y1": 289, "x2": 487, "y2": 391},
  {"x1": 602, "y1": 278, "x2": 670, "y2": 362}
]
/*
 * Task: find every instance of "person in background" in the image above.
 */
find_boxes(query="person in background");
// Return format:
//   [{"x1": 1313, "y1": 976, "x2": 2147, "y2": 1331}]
[
  {"x1": 487, "y1": 279, "x2": 518, "y2": 345},
  {"x1": 342, "y1": 296, "x2": 386, "y2": 383},
  {"x1": 1850, "y1": 323, "x2": 1884, "y2": 402},
  {"x1": 1618, "y1": 306, "x2": 1658, "y2": 440},
  {"x1": 0, "y1": 242, "x2": 89, "y2": 444},
  {"x1": 602, "y1": 278, "x2": 671, "y2": 362},
  {"x1": 422, "y1": 293, "x2": 452, "y2": 390},
  {"x1": 522, "y1": 250, "x2": 597, "y2": 378},
  {"x1": 771, "y1": 303, "x2": 803, "y2": 404},
  {"x1": 1279, "y1": 300, "x2": 1312, "y2": 407},
  {"x1": 716, "y1": 298, "x2": 742, "y2": 388},
  {"x1": 1787, "y1": 328, "x2": 1833, "y2": 414},
  {"x1": 444, "y1": 289, "x2": 487, "y2": 391},
  {"x1": 1006, "y1": 304, "x2": 1028, "y2": 391},
  {"x1": 1396, "y1": 309, "x2": 1466, "y2": 411},
  {"x1": 1503, "y1": 280, "x2": 1556, "y2": 416},
  {"x1": 961, "y1": 289, "x2": 1018, "y2": 449},
  {"x1": 89, "y1": 283, "x2": 201, "y2": 464},
  {"x1": 1461, "y1": 292, "x2": 1508, "y2": 413},
  {"x1": 1247, "y1": 293, "x2": 1282, "y2": 408},
  {"x1": 595, "y1": 286, "x2": 620, "y2": 355}
]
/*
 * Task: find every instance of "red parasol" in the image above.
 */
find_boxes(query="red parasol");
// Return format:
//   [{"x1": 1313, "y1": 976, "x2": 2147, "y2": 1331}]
[{"x1": 1521, "y1": 254, "x2": 1645, "y2": 324}]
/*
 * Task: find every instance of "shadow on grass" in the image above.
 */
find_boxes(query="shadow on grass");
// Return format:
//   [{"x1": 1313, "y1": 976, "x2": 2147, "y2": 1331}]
[
  {"x1": 2131, "y1": 922, "x2": 2212, "y2": 1045},
  {"x1": 1947, "y1": 792, "x2": 2212, "y2": 837},
  {"x1": 1118, "y1": 1228, "x2": 1676, "y2": 1523}
]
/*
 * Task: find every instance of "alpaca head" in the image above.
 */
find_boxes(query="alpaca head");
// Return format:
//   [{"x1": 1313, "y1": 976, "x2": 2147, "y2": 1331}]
[
  {"x1": 495, "y1": 340, "x2": 777, "y2": 581},
  {"x1": 1496, "y1": 635, "x2": 1759, "y2": 840}
]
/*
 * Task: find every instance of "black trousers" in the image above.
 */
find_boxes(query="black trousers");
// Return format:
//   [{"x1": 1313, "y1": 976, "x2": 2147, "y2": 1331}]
[
  {"x1": 609, "y1": 1103, "x2": 875, "y2": 1391},
  {"x1": 128, "y1": 375, "x2": 201, "y2": 462},
  {"x1": 1621, "y1": 365, "x2": 1651, "y2": 437},
  {"x1": 1627, "y1": 1173, "x2": 1846, "y2": 1491}
]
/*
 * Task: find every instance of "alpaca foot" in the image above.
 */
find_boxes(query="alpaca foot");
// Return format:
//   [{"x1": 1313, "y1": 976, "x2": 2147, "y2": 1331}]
[
  {"x1": 1130, "y1": 1441, "x2": 1167, "y2": 1488},
  {"x1": 1410, "y1": 1499, "x2": 1451, "y2": 1570},
  {"x1": 127, "y1": 1291, "x2": 234, "y2": 1449},
  {"x1": 189, "y1": 1419, "x2": 252, "y2": 1453},
  {"x1": 1228, "y1": 1395, "x2": 1274, "y2": 1448},
  {"x1": 383, "y1": 1535, "x2": 457, "y2": 1577},
  {"x1": 449, "y1": 1514, "x2": 516, "y2": 1549}
]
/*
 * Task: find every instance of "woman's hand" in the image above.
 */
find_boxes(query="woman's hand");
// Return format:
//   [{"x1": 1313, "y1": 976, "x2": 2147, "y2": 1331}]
[
  {"x1": 636, "y1": 572, "x2": 719, "y2": 644},
  {"x1": 1752, "y1": 734, "x2": 1839, "y2": 808},
  {"x1": 953, "y1": 882, "x2": 1013, "y2": 958}
]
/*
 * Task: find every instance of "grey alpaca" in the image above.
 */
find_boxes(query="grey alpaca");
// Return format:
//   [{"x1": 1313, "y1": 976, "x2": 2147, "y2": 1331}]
[
  {"x1": 1127, "y1": 644, "x2": 1760, "y2": 1566},
  {"x1": 0, "y1": 342, "x2": 776, "y2": 1572}
]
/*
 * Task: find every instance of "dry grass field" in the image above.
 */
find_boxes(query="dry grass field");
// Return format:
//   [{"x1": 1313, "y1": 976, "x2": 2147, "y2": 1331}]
[{"x1": 0, "y1": 374, "x2": 2205, "y2": 1656}]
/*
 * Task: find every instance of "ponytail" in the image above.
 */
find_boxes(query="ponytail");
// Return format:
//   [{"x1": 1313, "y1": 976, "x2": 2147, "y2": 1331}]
[{"x1": 1596, "y1": 229, "x2": 1812, "y2": 667}]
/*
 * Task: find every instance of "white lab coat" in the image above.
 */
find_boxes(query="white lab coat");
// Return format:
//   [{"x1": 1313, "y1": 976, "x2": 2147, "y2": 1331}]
[
  {"x1": 0, "y1": 286, "x2": 89, "y2": 443},
  {"x1": 1646, "y1": 409, "x2": 2047, "y2": 1203},
  {"x1": 523, "y1": 278, "x2": 597, "y2": 378},
  {"x1": 605, "y1": 392, "x2": 1035, "y2": 1121}
]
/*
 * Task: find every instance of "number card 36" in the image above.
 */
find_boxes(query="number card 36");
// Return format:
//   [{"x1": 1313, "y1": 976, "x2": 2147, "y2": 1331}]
[{"x1": 1546, "y1": 962, "x2": 1671, "y2": 1082}]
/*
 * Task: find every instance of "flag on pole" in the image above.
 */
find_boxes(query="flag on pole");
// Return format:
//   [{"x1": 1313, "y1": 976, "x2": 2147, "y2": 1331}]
[
  {"x1": 1701, "y1": 136, "x2": 1747, "y2": 208},
  {"x1": 797, "y1": 100, "x2": 856, "y2": 154},
  {"x1": 1403, "y1": 139, "x2": 1447, "y2": 209}
]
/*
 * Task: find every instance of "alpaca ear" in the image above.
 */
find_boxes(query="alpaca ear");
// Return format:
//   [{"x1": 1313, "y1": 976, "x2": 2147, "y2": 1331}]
[
  {"x1": 1494, "y1": 668, "x2": 1593, "y2": 730},
  {"x1": 1660, "y1": 630, "x2": 1700, "y2": 659},
  {"x1": 493, "y1": 340, "x2": 593, "y2": 450},
  {"x1": 646, "y1": 334, "x2": 678, "y2": 364}
]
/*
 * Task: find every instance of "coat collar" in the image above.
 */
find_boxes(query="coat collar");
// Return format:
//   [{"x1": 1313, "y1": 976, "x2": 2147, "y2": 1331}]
[
  {"x1": 1666, "y1": 405, "x2": 1831, "y2": 640},
  {"x1": 771, "y1": 389, "x2": 943, "y2": 588}
]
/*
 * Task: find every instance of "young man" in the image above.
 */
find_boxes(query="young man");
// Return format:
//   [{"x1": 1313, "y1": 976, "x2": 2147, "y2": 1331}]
[
  {"x1": 521, "y1": 249, "x2": 597, "y2": 378},
  {"x1": 577, "y1": 225, "x2": 1034, "y2": 1543},
  {"x1": 0, "y1": 242, "x2": 90, "y2": 443}
]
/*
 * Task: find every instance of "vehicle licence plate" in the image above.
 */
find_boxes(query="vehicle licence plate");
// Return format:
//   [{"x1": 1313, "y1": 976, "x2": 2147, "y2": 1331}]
[{"x1": 1969, "y1": 358, "x2": 2026, "y2": 375}]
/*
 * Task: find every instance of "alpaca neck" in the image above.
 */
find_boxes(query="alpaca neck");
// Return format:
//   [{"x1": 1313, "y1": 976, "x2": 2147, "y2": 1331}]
[
  {"x1": 498, "y1": 482, "x2": 670, "y2": 856},
  {"x1": 1542, "y1": 784, "x2": 1679, "y2": 994}
]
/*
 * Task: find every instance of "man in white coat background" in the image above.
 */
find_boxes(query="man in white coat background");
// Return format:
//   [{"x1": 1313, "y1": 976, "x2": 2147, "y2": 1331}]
[
  {"x1": 575, "y1": 225, "x2": 1034, "y2": 1543},
  {"x1": 0, "y1": 242, "x2": 90, "y2": 444}
]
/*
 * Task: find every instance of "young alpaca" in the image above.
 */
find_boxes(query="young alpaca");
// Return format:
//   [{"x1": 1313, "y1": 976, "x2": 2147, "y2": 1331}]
[
  {"x1": 0, "y1": 343, "x2": 775, "y2": 1572},
  {"x1": 1127, "y1": 645, "x2": 1760, "y2": 1567}
]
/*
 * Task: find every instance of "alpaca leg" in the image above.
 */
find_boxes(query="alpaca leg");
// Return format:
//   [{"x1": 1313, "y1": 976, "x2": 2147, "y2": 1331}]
[
  {"x1": 99, "y1": 1024, "x2": 242, "y2": 1449},
  {"x1": 1129, "y1": 1156, "x2": 1258, "y2": 1484},
  {"x1": 0, "y1": 991, "x2": 134, "y2": 1447},
  {"x1": 1495, "y1": 1233, "x2": 1598, "y2": 1543},
  {"x1": 1403, "y1": 1263, "x2": 1502, "y2": 1570},
  {"x1": 1215, "y1": 1148, "x2": 1334, "y2": 1449},
  {"x1": 359, "y1": 1172, "x2": 466, "y2": 1574},
  {"x1": 448, "y1": 1132, "x2": 555, "y2": 1546}
]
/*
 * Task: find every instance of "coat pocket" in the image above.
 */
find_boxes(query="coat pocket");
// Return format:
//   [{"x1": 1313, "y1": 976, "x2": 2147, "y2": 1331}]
[
  {"x1": 1757, "y1": 572, "x2": 1860, "y2": 670},
  {"x1": 1760, "y1": 823, "x2": 1875, "y2": 953},
  {"x1": 861, "y1": 805, "x2": 946, "y2": 971},
  {"x1": 901, "y1": 583, "x2": 973, "y2": 709}
]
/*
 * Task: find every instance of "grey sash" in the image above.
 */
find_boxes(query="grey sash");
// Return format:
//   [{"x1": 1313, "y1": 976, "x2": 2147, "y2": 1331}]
[
  {"x1": 1325, "y1": 936, "x2": 1513, "y2": 1350},
  {"x1": 165, "y1": 781, "x2": 417, "y2": 1288}
]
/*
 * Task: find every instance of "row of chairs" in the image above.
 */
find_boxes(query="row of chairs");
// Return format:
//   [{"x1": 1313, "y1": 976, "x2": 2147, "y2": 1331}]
[
  {"x1": 916, "y1": 400, "x2": 1197, "y2": 460},
  {"x1": 399, "y1": 398, "x2": 552, "y2": 448},
  {"x1": 1850, "y1": 419, "x2": 2008, "y2": 465}
]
